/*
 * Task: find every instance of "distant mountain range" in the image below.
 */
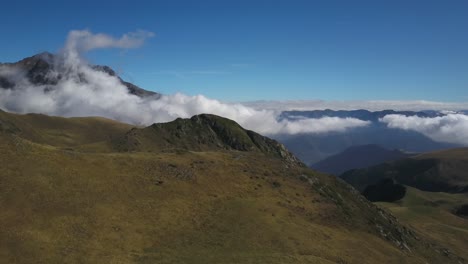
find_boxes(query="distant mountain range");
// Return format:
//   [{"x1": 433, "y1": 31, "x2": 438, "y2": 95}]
[
  {"x1": 311, "y1": 144, "x2": 413, "y2": 175},
  {"x1": 275, "y1": 110, "x2": 464, "y2": 165},
  {"x1": 279, "y1": 109, "x2": 447, "y2": 122}
]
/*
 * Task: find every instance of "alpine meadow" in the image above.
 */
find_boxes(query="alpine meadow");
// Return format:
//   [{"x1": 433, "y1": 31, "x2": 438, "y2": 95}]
[{"x1": 1, "y1": 1, "x2": 468, "y2": 263}]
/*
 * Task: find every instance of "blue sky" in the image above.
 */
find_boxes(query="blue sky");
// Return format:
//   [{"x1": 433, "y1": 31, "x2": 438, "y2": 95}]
[{"x1": 1, "y1": 0, "x2": 467, "y2": 102}]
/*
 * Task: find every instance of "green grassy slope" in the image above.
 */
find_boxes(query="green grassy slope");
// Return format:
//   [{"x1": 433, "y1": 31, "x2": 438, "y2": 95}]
[
  {"x1": 0, "y1": 109, "x2": 134, "y2": 148},
  {"x1": 112, "y1": 114, "x2": 302, "y2": 164},
  {"x1": 377, "y1": 186, "x2": 468, "y2": 260},
  {"x1": 0, "y1": 110, "x2": 463, "y2": 263}
]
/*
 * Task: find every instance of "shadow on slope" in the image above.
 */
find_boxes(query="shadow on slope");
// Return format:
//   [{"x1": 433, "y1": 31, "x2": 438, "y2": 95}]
[
  {"x1": 341, "y1": 148, "x2": 468, "y2": 193},
  {"x1": 312, "y1": 144, "x2": 412, "y2": 175}
]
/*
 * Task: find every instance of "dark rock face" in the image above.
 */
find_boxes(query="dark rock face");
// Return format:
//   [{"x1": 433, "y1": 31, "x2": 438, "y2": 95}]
[
  {"x1": 92, "y1": 65, "x2": 117, "y2": 76},
  {"x1": 91, "y1": 65, "x2": 158, "y2": 97},
  {"x1": 362, "y1": 178, "x2": 406, "y2": 202},
  {"x1": 20, "y1": 52, "x2": 58, "y2": 85},
  {"x1": 0, "y1": 52, "x2": 160, "y2": 98},
  {"x1": 0, "y1": 76, "x2": 15, "y2": 88}
]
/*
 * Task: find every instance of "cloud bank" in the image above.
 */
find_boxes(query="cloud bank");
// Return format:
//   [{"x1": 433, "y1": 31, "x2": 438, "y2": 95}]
[
  {"x1": 244, "y1": 100, "x2": 468, "y2": 112},
  {"x1": 0, "y1": 30, "x2": 369, "y2": 135},
  {"x1": 380, "y1": 114, "x2": 468, "y2": 145}
]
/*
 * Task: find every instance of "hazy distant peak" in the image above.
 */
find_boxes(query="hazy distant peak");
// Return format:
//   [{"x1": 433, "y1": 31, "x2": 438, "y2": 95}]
[{"x1": 312, "y1": 144, "x2": 411, "y2": 175}]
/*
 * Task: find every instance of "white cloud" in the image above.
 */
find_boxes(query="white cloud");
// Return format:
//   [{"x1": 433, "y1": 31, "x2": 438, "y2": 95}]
[
  {"x1": 0, "y1": 80, "x2": 369, "y2": 135},
  {"x1": 64, "y1": 29, "x2": 154, "y2": 53},
  {"x1": 62, "y1": 29, "x2": 154, "y2": 68},
  {"x1": 0, "y1": 30, "x2": 369, "y2": 136},
  {"x1": 380, "y1": 114, "x2": 468, "y2": 145},
  {"x1": 270, "y1": 116, "x2": 370, "y2": 134}
]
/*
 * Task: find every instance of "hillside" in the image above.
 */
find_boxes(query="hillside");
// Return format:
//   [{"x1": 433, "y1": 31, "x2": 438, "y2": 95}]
[
  {"x1": 340, "y1": 148, "x2": 468, "y2": 259},
  {"x1": 113, "y1": 114, "x2": 302, "y2": 165},
  {"x1": 377, "y1": 186, "x2": 468, "y2": 260},
  {"x1": 341, "y1": 148, "x2": 468, "y2": 193},
  {"x1": 312, "y1": 144, "x2": 412, "y2": 175},
  {"x1": 0, "y1": 110, "x2": 464, "y2": 263},
  {"x1": 0, "y1": 109, "x2": 134, "y2": 148}
]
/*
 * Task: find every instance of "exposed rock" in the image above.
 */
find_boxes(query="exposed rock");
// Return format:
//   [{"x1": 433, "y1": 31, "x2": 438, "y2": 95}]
[{"x1": 115, "y1": 114, "x2": 305, "y2": 166}]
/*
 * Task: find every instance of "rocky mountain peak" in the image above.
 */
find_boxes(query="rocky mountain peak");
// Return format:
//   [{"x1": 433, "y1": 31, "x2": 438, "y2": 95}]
[{"x1": 0, "y1": 52, "x2": 159, "y2": 98}]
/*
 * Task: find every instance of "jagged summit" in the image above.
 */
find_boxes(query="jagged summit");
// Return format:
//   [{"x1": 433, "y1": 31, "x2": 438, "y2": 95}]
[{"x1": 0, "y1": 52, "x2": 159, "y2": 97}]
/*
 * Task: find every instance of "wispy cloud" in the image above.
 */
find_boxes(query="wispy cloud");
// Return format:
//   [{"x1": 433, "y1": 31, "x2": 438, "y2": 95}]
[
  {"x1": 62, "y1": 30, "x2": 154, "y2": 65},
  {"x1": 273, "y1": 116, "x2": 370, "y2": 134},
  {"x1": 65, "y1": 29, "x2": 154, "y2": 53}
]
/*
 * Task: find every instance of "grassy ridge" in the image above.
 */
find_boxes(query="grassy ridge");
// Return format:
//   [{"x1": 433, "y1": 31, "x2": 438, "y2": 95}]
[
  {"x1": 0, "y1": 110, "x2": 134, "y2": 148},
  {"x1": 112, "y1": 114, "x2": 301, "y2": 164}
]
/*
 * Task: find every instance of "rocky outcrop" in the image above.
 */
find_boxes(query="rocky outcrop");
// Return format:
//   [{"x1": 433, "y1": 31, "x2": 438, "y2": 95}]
[{"x1": 115, "y1": 114, "x2": 304, "y2": 166}]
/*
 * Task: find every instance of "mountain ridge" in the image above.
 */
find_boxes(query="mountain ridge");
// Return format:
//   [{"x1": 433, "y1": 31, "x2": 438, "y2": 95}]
[{"x1": 114, "y1": 113, "x2": 304, "y2": 166}]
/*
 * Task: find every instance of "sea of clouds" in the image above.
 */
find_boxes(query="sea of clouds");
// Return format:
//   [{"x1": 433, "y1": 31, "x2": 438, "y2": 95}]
[
  {"x1": 379, "y1": 114, "x2": 468, "y2": 145},
  {"x1": 0, "y1": 30, "x2": 371, "y2": 135},
  {"x1": 0, "y1": 30, "x2": 467, "y2": 145}
]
